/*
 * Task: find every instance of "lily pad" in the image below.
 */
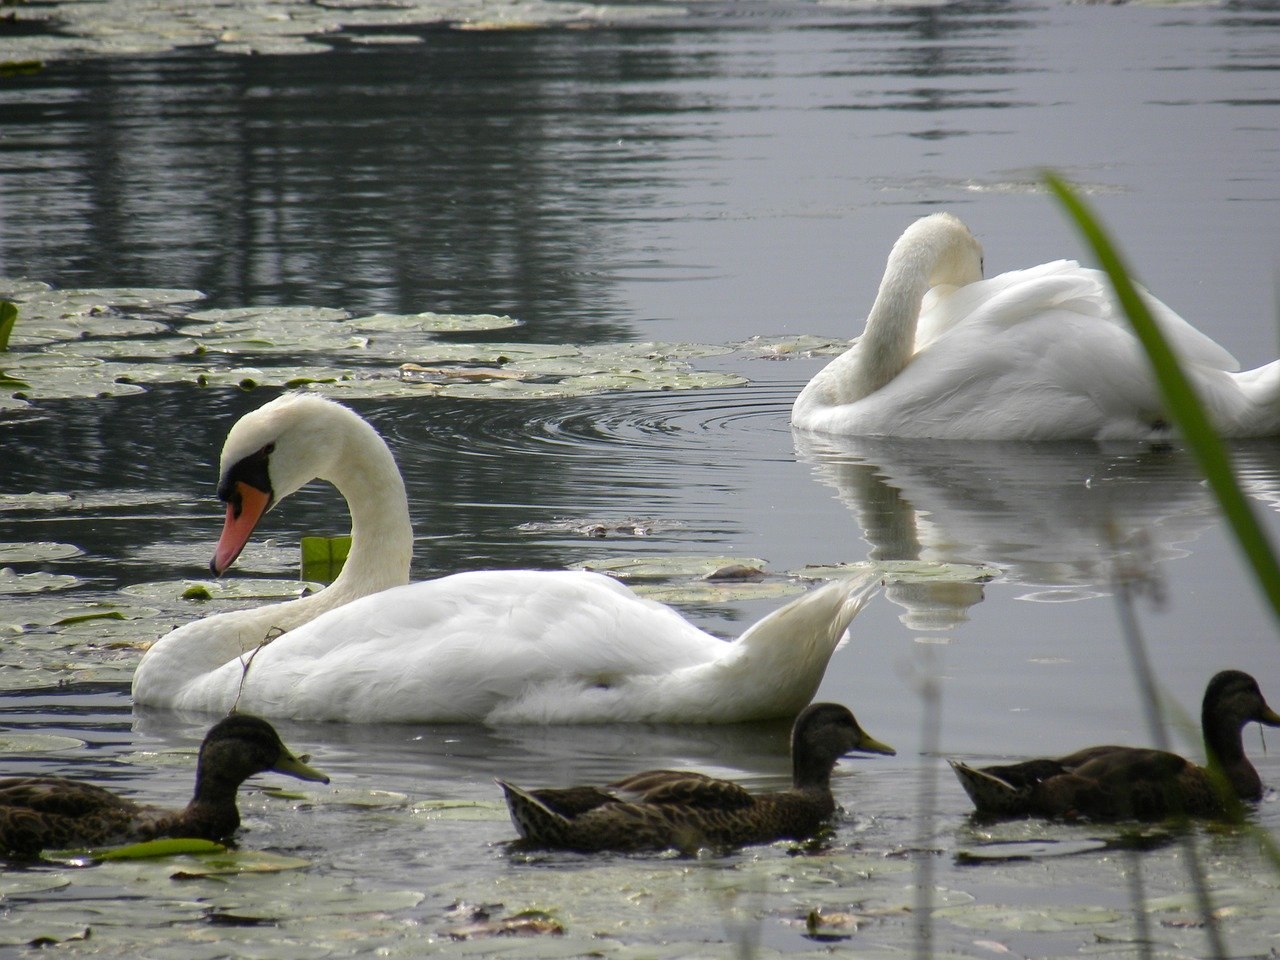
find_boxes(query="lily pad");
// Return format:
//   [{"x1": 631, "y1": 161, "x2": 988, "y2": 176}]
[
  {"x1": 120, "y1": 578, "x2": 318, "y2": 603},
  {"x1": 0, "y1": 542, "x2": 84, "y2": 563},
  {"x1": 0, "y1": 732, "x2": 86, "y2": 754},
  {"x1": 169, "y1": 849, "x2": 312, "y2": 877},
  {"x1": 349, "y1": 311, "x2": 522, "y2": 334},
  {"x1": 794, "y1": 559, "x2": 1001, "y2": 584},
  {"x1": 0, "y1": 569, "x2": 80, "y2": 594},
  {"x1": 933, "y1": 902, "x2": 1126, "y2": 932},
  {"x1": 570, "y1": 555, "x2": 770, "y2": 581}
]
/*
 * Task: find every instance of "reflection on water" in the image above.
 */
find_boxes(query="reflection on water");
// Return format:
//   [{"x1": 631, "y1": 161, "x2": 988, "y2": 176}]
[{"x1": 3, "y1": 1, "x2": 1280, "y2": 956}]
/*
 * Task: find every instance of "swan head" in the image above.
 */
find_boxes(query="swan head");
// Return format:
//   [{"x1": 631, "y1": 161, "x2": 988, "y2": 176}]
[
  {"x1": 895, "y1": 212, "x2": 984, "y2": 288},
  {"x1": 211, "y1": 393, "x2": 364, "y2": 575}
]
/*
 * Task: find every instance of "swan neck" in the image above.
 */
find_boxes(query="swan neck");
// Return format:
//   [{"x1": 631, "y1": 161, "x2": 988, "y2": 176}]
[
  {"x1": 846, "y1": 216, "x2": 981, "y2": 403},
  {"x1": 323, "y1": 416, "x2": 414, "y2": 600}
]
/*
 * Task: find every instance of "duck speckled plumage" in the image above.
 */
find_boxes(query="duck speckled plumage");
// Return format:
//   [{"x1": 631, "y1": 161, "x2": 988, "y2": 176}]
[
  {"x1": 0, "y1": 714, "x2": 328, "y2": 859},
  {"x1": 497, "y1": 702, "x2": 894, "y2": 853},
  {"x1": 950, "y1": 670, "x2": 1280, "y2": 821}
]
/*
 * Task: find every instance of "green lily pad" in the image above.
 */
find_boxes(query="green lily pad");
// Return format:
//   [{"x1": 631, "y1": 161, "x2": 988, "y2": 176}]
[
  {"x1": 169, "y1": 849, "x2": 312, "y2": 877},
  {"x1": 0, "y1": 542, "x2": 84, "y2": 563},
  {"x1": 933, "y1": 902, "x2": 1125, "y2": 932},
  {"x1": 793, "y1": 560, "x2": 1001, "y2": 584},
  {"x1": 632, "y1": 579, "x2": 808, "y2": 604},
  {"x1": 569, "y1": 555, "x2": 770, "y2": 581},
  {"x1": 89, "y1": 838, "x2": 228, "y2": 862},
  {"x1": 0, "y1": 732, "x2": 86, "y2": 754},
  {"x1": 410, "y1": 799, "x2": 508, "y2": 821},
  {"x1": 348, "y1": 311, "x2": 522, "y2": 334},
  {"x1": 120, "y1": 578, "x2": 319, "y2": 602},
  {"x1": 0, "y1": 570, "x2": 80, "y2": 594}
]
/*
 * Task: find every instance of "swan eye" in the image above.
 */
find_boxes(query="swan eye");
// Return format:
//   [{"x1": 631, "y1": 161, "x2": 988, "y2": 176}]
[{"x1": 262, "y1": 442, "x2": 275, "y2": 456}]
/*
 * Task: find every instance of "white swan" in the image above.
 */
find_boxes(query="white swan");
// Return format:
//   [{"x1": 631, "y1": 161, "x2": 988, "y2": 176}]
[
  {"x1": 791, "y1": 212, "x2": 1280, "y2": 440},
  {"x1": 132, "y1": 393, "x2": 879, "y2": 723}
]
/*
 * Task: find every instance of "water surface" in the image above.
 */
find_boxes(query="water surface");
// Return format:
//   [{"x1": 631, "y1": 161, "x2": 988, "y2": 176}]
[{"x1": 3, "y1": 1, "x2": 1280, "y2": 955}]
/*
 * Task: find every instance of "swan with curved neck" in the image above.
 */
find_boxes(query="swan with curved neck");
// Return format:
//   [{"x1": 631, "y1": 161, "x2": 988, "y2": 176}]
[
  {"x1": 133, "y1": 393, "x2": 879, "y2": 723},
  {"x1": 792, "y1": 212, "x2": 1280, "y2": 440}
]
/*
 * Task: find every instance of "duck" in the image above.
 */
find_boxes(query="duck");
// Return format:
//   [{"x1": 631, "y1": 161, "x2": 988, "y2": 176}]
[
  {"x1": 496, "y1": 701, "x2": 894, "y2": 852},
  {"x1": 132, "y1": 393, "x2": 882, "y2": 723},
  {"x1": 949, "y1": 670, "x2": 1280, "y2": 821},
  {"x1": 0, "y1": 714, "x2": 328, "y2": 859},
  {"x1": 791, "y1": 213, "x2": 1280, "y2": 440}
]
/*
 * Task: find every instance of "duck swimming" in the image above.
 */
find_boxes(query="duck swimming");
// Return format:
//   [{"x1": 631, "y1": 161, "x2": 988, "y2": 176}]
[
  {"x1": 132, "y1": 393, "x2": 881, "y2": 723},
  {"x1": 0, "y1": 714, "x2": 328, "y2": 859},
  {"x1": 791, "y1": 213, "x2": 1280, "y2": 440},
  {"x1": 498, "y1": 701, "x2": 894, "y2": 852},
  {"x1": 950, "y1": 670, "x2": 1280, "y2": 821}
]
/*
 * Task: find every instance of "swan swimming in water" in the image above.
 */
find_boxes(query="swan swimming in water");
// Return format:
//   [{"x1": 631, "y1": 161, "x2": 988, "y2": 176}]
[
  {"x1": 133, "y1": 393, "x2": 879, "y2": 723},
  {"x1": 791, "y1": 213, "x2": 1280, "y2": 440}
]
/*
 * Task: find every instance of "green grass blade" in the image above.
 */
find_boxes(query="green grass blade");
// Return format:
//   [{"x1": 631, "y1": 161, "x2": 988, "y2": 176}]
[
  {"x1": 0, "y1": 300, "x2": 16, "y2": 352},
  {"x1": 1046, "y1": 173, "x2": 1280, "y2": 627}
]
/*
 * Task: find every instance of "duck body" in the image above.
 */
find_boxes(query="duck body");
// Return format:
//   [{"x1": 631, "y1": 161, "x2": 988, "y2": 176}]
[
  {"x1": 498, "y1": 702, "x2": 895, "y2": 853},
  {"x1": 133, "y1": 394, "x2": 881, "y2": 723},
  {"x1": 0, "y1": 715, "x2": 327, "y2": 859},
  {"x1": 950, "y1": 670, "x2": 1280, "y2": 821},
  {"x1": 792, "y1": 214, "x2": 1280, "y2": 440}
]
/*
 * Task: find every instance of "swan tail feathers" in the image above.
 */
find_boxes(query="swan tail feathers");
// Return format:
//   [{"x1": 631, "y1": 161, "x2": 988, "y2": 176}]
[
  {"x1": 1225, "y1": 359, "x2": 1280, "y2": 436},
  {"x1": 719, "y1": 572, "x2": 882, "y2": 716}
]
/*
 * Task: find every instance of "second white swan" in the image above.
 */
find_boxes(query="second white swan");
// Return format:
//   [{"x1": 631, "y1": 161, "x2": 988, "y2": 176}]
[
  {"x1": 132, "y1": 393, "x2": 879, "y2": 723},
  {"x1": 791, "y1": 212, "x2": 1280, "y2": 440}
]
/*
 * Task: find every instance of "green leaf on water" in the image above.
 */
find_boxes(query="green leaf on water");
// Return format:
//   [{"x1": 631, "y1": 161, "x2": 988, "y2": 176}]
[
  {"x1": 44, "y1": 838, "x2": 228, "y2": 863},
  {"x1": 0, "y1": 300, "x2": 17, "y2": 351},
  {"x1": 300, "y1": 534, "x2": 351, "y2": 585}
]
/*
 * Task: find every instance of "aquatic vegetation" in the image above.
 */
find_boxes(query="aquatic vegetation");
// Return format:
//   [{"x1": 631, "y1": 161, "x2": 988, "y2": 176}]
[{"x1": 0, "y1": 281, "x2": 747, "y2": 405}]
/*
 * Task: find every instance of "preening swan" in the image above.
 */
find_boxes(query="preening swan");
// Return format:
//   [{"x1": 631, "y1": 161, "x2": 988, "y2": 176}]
[
  {"x1": 132, "y1": 393, "x2": 880, "y2": 723},
  {"x1": 791, "y1": 213, "x2": 1280, "y2": 440}
]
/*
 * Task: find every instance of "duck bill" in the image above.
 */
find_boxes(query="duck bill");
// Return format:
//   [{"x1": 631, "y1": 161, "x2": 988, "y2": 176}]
[
  {"x1": 1259, "y1": 704, "x2": 1280, "y2": 728},
  {"x1": 211, "y1": 481, "x2": 271, "y2": 576},
  {"x1": 855, "y1": 732, "x2": 896, "y2": 756},
  {"x1": 272, "y1": 749, "x2": 330, "y2": 784}
]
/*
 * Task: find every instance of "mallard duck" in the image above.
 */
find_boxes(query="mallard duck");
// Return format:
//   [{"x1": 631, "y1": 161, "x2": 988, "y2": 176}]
[
  {"x1": 949, "y1": 670, "x2": 1280, "y2": 821},
  {"x1": 0, "y1": 714, "x2": 329, "y2": 859},
  {"x1": 496, "y1": 702, "x2": 894, "y2": 853},
  {"x1": 132, "y1": 393, "x2": 883, "y2": 723},
  {"x1": 791, "y1": 213, "x2": 1280, "y2": 439}
]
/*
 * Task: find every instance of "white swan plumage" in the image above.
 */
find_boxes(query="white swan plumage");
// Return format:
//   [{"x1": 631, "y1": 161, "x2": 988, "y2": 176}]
[
  {"x1": 132, "y1": 393, "x2": 879, "y2": 723},
  {"x1": 791, "y1": 212, "x2": 1280, "y2": 440}
]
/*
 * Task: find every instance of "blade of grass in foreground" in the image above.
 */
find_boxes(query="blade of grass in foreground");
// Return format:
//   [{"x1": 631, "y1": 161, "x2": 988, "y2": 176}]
[{"x1": 1046, "y1": 173, "x2": 1280, "y2": 628}]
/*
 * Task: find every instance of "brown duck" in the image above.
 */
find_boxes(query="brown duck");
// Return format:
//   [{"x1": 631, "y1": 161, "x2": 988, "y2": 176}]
[
  {"x1": 0, "y1": 714, "x2": 329, "y2": 859},
  {"x1": 497, "y1": 702, "x2": 894, "y2": 853},
  {"x1": 950, "y1": 670, "x2": 1280, "y2": 821}
]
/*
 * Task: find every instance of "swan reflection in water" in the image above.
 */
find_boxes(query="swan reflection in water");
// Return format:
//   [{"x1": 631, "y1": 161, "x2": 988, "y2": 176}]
[{"x1": 793, "y1": 432, "x2": 1280, "y2": 630}]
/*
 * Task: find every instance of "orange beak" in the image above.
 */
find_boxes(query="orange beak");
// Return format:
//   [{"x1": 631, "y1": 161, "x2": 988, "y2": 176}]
[{"x1": 211, "y1": 481, "x2": 272, "y2": 575}]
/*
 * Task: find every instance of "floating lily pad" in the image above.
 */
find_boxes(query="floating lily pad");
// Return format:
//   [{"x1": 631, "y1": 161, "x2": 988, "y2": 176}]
[
  {"x1": 0, "y1": 732, "x2": 86, "y2": 754},
  {"x1": 169, "y1": 849, "x2": 312, "y2": 877},
  {"x1": 933, "y1": 902, "x2": 1125, "y2": 932},
  {"x1": 0, "y1": 542, "x2": 84, "y2": 563},
  {"x1": 570, "y1": 555, "x2": 769, "y2": 581},
  {"x1": 632, "y1": 579, "x2": 807, "y2": 604},
  {"x1": 120, "y1": 578, "x2": 318, "y2": 602},
  {"x1": 0, "y1": 569, "x2": 80, "y2": 594},
  {"x1": 736, "y1": 334, "x2": 851, "y2": 357},
  {"x1": 349, "y1": 311, "x2": 522, "y2": 334},
  {"x1": 794, "y1": 559, "x2": 1001, "y2": 584},
  {"x1": 410, "y1": 799, "x2": 507, "y2": 821}
]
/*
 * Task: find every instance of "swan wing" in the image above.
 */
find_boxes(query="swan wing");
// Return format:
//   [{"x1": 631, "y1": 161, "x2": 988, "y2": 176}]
[{"x1": 172, "y1": 570, "x2": 728, "y2": 721}]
